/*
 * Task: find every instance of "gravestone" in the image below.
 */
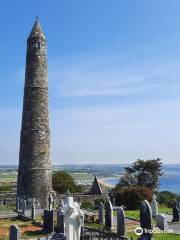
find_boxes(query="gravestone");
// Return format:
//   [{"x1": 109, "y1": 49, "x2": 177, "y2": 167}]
[
  {"x1": 140, "y1": 200, "x2": 153, "y2": 240},
  {"x1": 48, "y1": 192, "x2": 54, "y2": 211},
  {"x1": 105, "y1": 197, "x2": 113, "y2": 230},
  {"x1": 117, "y1": 207, "x2": 126, "y2": 237},
  {"x1": 57, "y1": 201, "x2": 65, "y2": 234},
  {"x1": 43, "y1": 209, "x2": 54, "y2": 233},
  {"x1": 16, "y1": 197, "x2": 20, "y2": 212},
  {"x1": 63, "y1": 192, "x2": 84, "y2": 240},
  {"x1": 151, "y1": 194, "x2": 158, "y2": 218},
  {"x1": 98, "y1": 202, "x2": 104, "y2": 224},
  {"x1": 20, "y1": 197, "x2": 24, "y2": 211},
  {"x1": 156, "y1": 214, "x2": 168, "y2": 230},
  {"x1": 31, "y1": 203, "x2": 36, "y2": 220},
  {"x1": 22, "y1": 200, "x2": 26, "y2": 215},
  {"x1": 177, "y1": 201, "x2": 180, "y2": 210},
  {"x1": 10, "y1": 225, "x2": 20, "y2": 240},
  {"x1": 172, "y1": 203, "x2": 180, "y2": 222},
  {"x1": 3, "y1": 198, "x2": 7, "y2": 206}
]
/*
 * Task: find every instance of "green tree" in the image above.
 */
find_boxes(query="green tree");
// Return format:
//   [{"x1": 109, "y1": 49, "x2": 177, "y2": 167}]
[
  {"x1": 52, "y1": 171, "x2": 83, "y2": 194},
  {"x1": 117, "y1": 158, "x2": 163, "y2": 190},
  {"x1": 114, "y1": 187, "x2": 153, "y2": 210},
  {"x1": 157, "y1": 191, "x2": 178, "y2": 208}
]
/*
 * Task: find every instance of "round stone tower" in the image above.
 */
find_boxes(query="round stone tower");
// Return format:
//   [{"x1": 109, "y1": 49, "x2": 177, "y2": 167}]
[{"x1": 17, "y1": 18, "x2": 52, "y2": 207}]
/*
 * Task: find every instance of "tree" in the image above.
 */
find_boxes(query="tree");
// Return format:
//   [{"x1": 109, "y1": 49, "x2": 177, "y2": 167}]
[
  {"x1": 157, "y1": 191, "x2": 178, "y2": 208},
  {"x1": 52, "y1": 171, "x2": 83, "y2": 194},
  {"x1": 117, "y1": 158, "x2": 163, "y2": 190},
  {"x1": 114, "y1": 187, "x2": 153, "y2": 210}
]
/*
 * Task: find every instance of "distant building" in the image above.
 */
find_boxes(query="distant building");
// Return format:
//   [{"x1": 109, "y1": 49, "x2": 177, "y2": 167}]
[
  {"x1": 89, "y1": 176, "x2": 102, "y2": 195},
  {"x1": 17, "y1": 18, "x2": 52, "y2": 207}
]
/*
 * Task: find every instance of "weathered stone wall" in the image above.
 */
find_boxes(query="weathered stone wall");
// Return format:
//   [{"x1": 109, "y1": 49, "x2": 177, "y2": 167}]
[
  {"x1": 17, "y1": 19, "x2": 52, "y2": 208},
  {"x1": 56, "y1": 193, "x2": 107, "y2": 204}
]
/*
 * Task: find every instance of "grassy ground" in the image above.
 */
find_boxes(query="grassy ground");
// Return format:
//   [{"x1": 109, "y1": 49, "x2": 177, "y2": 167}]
[
  {"x1": 0, "y1": 205, "x2": 15, "y2": 214},
  {"x1": 0, "y1": 217, "x2": 47, "y2": 240},
  {"x1": 127, "y1": 232, "x2": 180, "y2": 240},
  {"x1": 125, "y1": 207, "x2": 172, "y2": 221},
  {"x1": 86, "y1": 222, "x2": 180, "y2": 240},
  {"x1": 159, "y1": 207, "x2": 172, "y2": 214},
  {"x1": 0, "y1": 171, "x2": 17, "y2": 183}
]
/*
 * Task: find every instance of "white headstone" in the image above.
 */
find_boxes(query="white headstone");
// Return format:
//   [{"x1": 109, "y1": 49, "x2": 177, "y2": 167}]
[
  {"x1": 156, "y1": 214, "x2": 168, "y2": 230},
  {"x1": 63, "y1": 193, "x2": 84, "y2": 240}
]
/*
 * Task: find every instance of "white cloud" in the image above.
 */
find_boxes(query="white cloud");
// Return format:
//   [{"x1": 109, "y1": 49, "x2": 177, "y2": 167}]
[
  {"x1": 2, "y1": 54, "x2": 180, "y2": 165},
  {"x1": 1, "y1": 100, "x2": 180, "y2": 165},
  {"x1": 48, "y1": 54, "x2": 180, "y2": 101},
  {"x1": 48, "y1": 55, "x2": 149, "y2": 98},
  {"x1": 51, "y1": 100, "x2": 180, "y2": 164}
]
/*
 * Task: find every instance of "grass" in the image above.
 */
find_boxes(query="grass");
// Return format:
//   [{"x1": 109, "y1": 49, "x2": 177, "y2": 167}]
[
  {"x1": 159, "y1": 207, "x2": 172, "y2": 214},
  {"x1": 0, "y1": 170, "x2": 17, "y2": 183},
  {"x1": 127, "y1": 232, "x2": 180, "y2": 240},
  {"x1": 86, "y1": 222, "x2": 103, "y2": 229},
  {"x1": 125, "y1": 210, "x2": 140, "y2": 220},
  {"x1": 0, "y1": 205, "x2": 15, "y2": 214},
  {"x1": 124, "y1": 207, "x2": 172, "y2": 221},
  {"x1": 0, "y1": 217, "x2": 47, "y2": 240},
  {"x1": 86, "y1": 222, "x2": 180, "y2": 240}
]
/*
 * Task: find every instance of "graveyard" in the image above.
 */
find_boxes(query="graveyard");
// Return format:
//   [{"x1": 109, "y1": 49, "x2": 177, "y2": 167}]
[
  {"x1": 1, "y1": 165, "x2": 180, "y2": 239},
  {"x1": 1, "y1": 190, "x2": 180, "y2": 240},
  {"x1": 1, "y1": 1, "x2": 180, "y2": 239}
]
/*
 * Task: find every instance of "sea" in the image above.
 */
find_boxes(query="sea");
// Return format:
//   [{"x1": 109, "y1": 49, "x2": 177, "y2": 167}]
[
  {"x1": 103, "y1": 164, "x2": 180, "y2": 194},
  {"x1": 0, "y1": 164, "x2": 180, "y2": 194}
]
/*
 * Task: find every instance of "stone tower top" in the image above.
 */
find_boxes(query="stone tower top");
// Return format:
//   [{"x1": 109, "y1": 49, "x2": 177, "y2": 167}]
[{"x1": 28, "y1": 17, "x2": 45, "y2": 40}]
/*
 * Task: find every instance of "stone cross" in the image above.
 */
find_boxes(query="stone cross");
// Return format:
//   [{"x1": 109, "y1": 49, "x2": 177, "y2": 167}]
[
  {"x1": 172, "y1": 202, "x2": 180, "y2": 222},
  {"x1": 117, "y1": 207, "x2": 126, "y2": 237},
  {"x1": 10, "y1": 224, "x2": 20, "y2": 240},
  {"x1": 63, "y1": 192, "x2": 84, "y2": 240},
  {"x1": 98, "y1": 202, "x2": 104, "y2": 224},
  {"x1": 140, "y1": 200, "x2": 153, "y2": 240},
  {"x1": 151, "y1": 194, "x2": 158, "y2": 218},
  {"x1": 105, "y1": 197, "x2": 113, "y2": 231}
]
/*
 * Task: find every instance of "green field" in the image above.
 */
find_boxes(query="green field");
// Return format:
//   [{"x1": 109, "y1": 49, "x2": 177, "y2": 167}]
[{"x1": 0, "y1": 170, "x2": 17, "y2": 183}]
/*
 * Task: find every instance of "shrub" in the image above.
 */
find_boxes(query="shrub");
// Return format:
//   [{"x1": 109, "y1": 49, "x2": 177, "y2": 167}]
[
  {"x1": 81, "y1": 201, "x2": 94, "y2": 210},
  {"x1": 114, "y1": 187, "x2": 153, "y2": 210},
  {"x1": 52, "y1": 171, "x2": 83, "y2": 194},
  {"x1": 0, "y1": 185, "x2": 13, "y2": 192},
  {"x1": 94, "y1": 197, "x2": 106, "y2": 209},
  {"x1": 156, "y1": 191, "x2": 178, "y2": 208}
]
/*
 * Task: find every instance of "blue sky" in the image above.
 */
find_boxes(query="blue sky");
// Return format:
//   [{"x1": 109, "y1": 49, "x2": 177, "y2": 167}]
[{"x1": 1, "y1": 0, "x2": 180, "y2": 164}]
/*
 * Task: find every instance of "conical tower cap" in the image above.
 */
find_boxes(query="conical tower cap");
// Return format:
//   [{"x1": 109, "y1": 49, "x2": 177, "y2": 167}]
[{"x1": 28, "y1": 17, "x2": 45, "y2": 40}]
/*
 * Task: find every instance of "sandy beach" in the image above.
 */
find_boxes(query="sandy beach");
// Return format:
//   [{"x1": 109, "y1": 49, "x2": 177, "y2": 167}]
[{"x1": 98, "y1": 177, "x2": 118, "y2": 188}]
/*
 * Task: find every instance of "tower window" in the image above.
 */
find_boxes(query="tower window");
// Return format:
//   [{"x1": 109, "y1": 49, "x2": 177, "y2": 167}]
[
  {"x1": 38, "y1": 42, "x2": 41, "y2": 49},
  {"x1": 31, "y1": 42, "x2": 41, "y2": 49}
]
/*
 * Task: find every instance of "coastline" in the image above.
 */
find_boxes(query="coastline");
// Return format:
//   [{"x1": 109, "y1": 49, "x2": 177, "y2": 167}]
[{"x1": 98, "y1": 177, "x2": 119, "y2": 188}]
